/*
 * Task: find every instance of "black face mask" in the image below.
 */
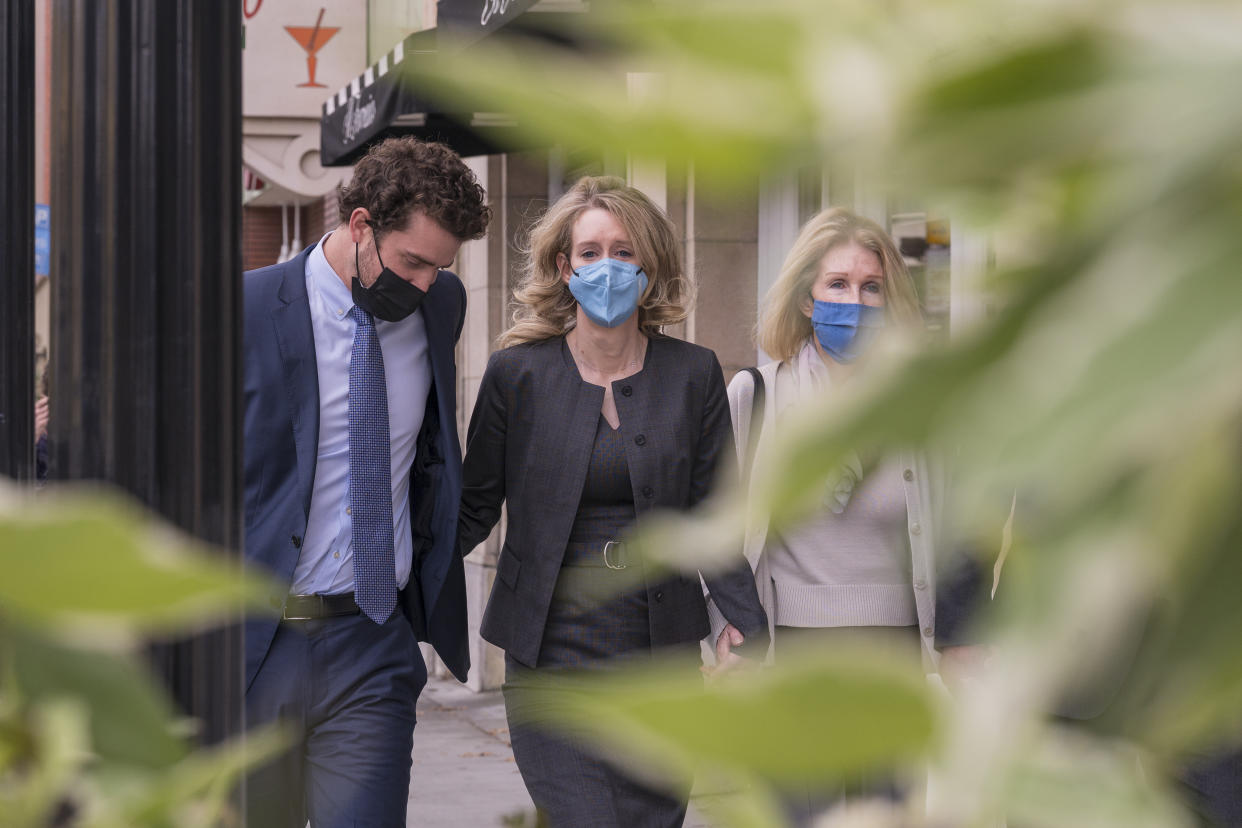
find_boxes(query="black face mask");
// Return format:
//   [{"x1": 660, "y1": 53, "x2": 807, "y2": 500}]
[{"x1": 352, "y1": 232, "x2": 426, "y2": 323}]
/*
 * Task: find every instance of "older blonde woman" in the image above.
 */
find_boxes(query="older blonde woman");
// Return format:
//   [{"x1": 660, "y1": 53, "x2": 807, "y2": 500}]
[
  {"x1": 458, "y1": 176, "x2": 768, "y2": 827},
  {"x1": 719, "y1": 206, "x2": 940, "y2": 816}
]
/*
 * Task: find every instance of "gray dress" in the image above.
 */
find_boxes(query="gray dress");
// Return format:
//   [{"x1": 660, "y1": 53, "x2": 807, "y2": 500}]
[{"x1": 503, "y1": 414, "x2": 690, "y2": 828}]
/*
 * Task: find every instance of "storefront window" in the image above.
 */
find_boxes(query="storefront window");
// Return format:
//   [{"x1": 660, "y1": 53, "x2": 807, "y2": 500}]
[
  {"x1": 367, "y1": 0, "x2": 435, "y2": 61},
  {"x1": 891, "y1": 210, "x2": 952, "y2": 336}
]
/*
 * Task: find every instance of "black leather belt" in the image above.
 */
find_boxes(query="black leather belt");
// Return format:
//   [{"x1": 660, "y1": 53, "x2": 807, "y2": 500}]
[{"x1": 281, "y1": 592, "x2": 361, "y2": 621}]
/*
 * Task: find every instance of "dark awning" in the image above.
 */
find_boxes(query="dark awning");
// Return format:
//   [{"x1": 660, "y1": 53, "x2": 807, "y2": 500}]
[
  {"x1": 320, "y1": 0, "x2": 545, "y2": 166},
  {"x1": 435, "y1": 0, "x2": 545, "y2": 50}
]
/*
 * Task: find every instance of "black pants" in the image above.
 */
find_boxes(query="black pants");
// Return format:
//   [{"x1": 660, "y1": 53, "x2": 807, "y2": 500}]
[
  {"x1": 244, "y1": 610, "x2": 426, "y2": 828},
  {"x1": 503, "y1": 656, "x2": 692, "y2": 828}
]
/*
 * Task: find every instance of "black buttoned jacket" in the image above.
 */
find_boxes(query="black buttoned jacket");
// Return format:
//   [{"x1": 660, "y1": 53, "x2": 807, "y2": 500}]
[{"x1": 458, "y1": 333, "x2": 769, "y2": 668}]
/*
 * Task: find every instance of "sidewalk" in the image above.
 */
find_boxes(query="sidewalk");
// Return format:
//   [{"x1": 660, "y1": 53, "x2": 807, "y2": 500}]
[
  {"x1": 408, "y1": 676, "x2": 723, "y2": 827},
  {"x1": 408, "y1": 677, "x2": 532, "y2": 826}
]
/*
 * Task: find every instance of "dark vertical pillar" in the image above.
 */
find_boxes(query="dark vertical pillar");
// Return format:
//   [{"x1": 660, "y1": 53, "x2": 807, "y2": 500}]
[
  {"x1": 49, "y1": 0, "x2": 242, "y2": 745},
  {"x1": 0, "y1": 0, "x2": 35, "y2": 482}
]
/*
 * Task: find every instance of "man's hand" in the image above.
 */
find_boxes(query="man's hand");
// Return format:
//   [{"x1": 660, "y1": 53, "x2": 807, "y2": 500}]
[{"x1": 34, "y1": 396, "x2": 49, "y2": 442}]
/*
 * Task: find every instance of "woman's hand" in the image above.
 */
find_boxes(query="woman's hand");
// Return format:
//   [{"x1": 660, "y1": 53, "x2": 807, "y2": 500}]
[
  {"x1": 938, "y1": 644, "x2": 991, "y2": 692},
  {"x1": 713, "y1": 623, "x2": 756, "y2": 677}
]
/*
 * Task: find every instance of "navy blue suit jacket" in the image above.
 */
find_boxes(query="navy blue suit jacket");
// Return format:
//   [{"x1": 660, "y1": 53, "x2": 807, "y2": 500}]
[{"x1": 242, "y1": 244, "x2": 470, "y2": 689}]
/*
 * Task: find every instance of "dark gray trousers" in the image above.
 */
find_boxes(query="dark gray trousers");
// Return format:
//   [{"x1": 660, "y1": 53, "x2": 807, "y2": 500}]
[{"x1": 503, "y1": 655, "x2": 690, "y2": 828}]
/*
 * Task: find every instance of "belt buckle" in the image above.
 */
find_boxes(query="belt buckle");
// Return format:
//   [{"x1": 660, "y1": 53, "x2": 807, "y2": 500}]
[
  {"x1": 281, "y1": 594, "x2": 317, "y2": 621},
  {"x1": 603, "y1": 541, "x2": 627, "y2": 570}
]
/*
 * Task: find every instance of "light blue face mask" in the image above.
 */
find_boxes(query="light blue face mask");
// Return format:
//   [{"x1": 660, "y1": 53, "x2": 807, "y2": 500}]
[
  {"x1": 568, "y1": 258, "x2": 648, "y2": 328},
  {"x1": 811, "y1": 300, "x2": 885, "y2": 363}
]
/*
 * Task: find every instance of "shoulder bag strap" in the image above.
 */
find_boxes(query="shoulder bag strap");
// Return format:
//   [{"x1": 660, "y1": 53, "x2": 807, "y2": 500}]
[{"x1": 742, "y1": 366, "x2": 765, "y2": 486}]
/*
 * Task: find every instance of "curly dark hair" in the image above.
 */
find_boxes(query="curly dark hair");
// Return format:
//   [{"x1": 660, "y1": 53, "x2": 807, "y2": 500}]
[{"x1": 337, "y1": 137, "x2": 490, "y2": 241}]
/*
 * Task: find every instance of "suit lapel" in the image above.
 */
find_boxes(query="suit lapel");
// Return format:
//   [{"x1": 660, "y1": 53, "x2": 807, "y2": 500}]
[
  {"x1": 420, "y1": 275, "x2": 456, "y2": 443},
  {"x1": 547, "y1": 338, "x2": 605, "y2": 521},
  {"x1": 271, "y1": 248, "x2": 320, "y2": 519},
  {"x1": 526, "y1": 347, "x2": 606, "y2": 583}
]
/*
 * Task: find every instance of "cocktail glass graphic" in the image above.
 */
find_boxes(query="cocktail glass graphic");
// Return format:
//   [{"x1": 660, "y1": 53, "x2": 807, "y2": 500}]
[{"x1": 285, "y1": 8, "x2": 339, "y2": 89}]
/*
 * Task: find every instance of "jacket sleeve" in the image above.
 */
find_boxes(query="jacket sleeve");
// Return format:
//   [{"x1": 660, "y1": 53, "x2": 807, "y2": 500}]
[
  {"x1": 696, "y1": 355, "x2": 771, "y2": 657},
  {"x1": 935, "y1": 542, "x2": 989, "y2": 647},
  {"x1": 457, "y1": 351, "x2": 509, "y2": 557},
  {"x1": 704, "y1": 369, "x2": 757, "y2": 647},
  {"x1": 936, "y1": 489, "x2": 1015, "y2": 647}
]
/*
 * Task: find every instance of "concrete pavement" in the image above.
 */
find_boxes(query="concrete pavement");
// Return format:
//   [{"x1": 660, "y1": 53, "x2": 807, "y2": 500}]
[{"x1": 408, "y1": 677, "x2": 533, "y2": 826}]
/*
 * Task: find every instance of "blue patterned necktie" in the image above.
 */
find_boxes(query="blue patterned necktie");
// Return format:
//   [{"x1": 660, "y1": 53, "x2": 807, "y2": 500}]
[{"x1": 348, "y1": 307, "x2": 397, "y2": 623}]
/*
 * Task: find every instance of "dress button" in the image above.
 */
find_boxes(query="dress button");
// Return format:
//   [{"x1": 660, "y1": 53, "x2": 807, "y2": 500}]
[
  {"x1": 642, "y1": 486, "x2": 654, "y2": 498},
  {"x1": 291, "y1": 534, "x2": 302, "y2": 548},
  {"x1": 621, "y1": 385, "x2": 633, "y2": 397},
  {"x1": 923, "y1": 626, "x2": 934, "y2": 638},
  {"x1": 910, "y1": 523, "x2": 921, "y2": 535},
  {"x1": 654, "y1": 591, "x2": 664, "y2": 602},
  {"x1": 346, "y1": 506, "x2": 352, "y2": 515},
  {"x1": 914, "y1": 578, "x2": 927, "y2": 591},
  {"x1": 634, "y1": 434, "x2": 646, "y2": 446},
  {"x1": 903, "y1": 469, "x2": 914, "y2": 482}
]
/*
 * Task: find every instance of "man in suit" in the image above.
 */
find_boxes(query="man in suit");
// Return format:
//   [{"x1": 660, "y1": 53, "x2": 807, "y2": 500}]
[{"x1": 241, "y1": 137, "x2": 490, "y2": 827}]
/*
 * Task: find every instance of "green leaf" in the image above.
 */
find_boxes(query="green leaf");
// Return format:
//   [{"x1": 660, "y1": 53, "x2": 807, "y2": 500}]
[
  {"x1": 916, "y1": 30, "x2": 1115, "y2": 116},
  {"x1": 1003, "y1": 728, "x2": 1194, "y2": 828},
  {"x1": 1090, "y1": 426, "x2": 1242, "y2": 753},
  {"x1": 9, "y1": 625, "x2": 187, "y2": 769},
  {"x1": 89, "y1": 724, "x2": 289, "y2": 828},
  {"x1": 0, "y1": 700, "x2": 91, "y2": 828},
  {"x1": 525, "y1": 646, "x2": 934, "y2": 789},
  {"x1": 0, "y1": 484, "x2": 276, "y2": 640}
]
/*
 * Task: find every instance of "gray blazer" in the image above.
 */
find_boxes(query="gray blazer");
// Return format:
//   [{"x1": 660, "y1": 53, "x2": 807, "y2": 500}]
[{"x1": 458, "y1": 334, "x2": 769, "y2": 668}]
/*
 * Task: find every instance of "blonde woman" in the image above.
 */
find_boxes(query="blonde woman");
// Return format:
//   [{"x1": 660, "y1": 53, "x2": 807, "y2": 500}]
[
  {"x1": 720, "y1": 206, "x2": 940, "y2": 818},
  {"x1": 458, "y1": 176, "x2": 768, "y2": 827}
]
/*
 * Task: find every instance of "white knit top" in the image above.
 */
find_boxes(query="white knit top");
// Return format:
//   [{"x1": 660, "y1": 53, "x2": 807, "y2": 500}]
[{"x1": 766, "y1": 454, "x2": 917, "y2": 628}]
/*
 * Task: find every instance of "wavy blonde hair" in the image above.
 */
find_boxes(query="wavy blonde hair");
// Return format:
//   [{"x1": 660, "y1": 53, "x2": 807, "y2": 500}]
[
  {"x1": 758, "y1": 207, "x2": 923, "y2": 362},
  {"x1": 501, "y1": 176, "x2": 692, "y2": 347}
]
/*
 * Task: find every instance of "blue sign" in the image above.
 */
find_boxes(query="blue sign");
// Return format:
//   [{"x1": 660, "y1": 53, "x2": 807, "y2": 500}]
[{"x1": 34, "y1": 203, "x2": 50, "y2": 277}]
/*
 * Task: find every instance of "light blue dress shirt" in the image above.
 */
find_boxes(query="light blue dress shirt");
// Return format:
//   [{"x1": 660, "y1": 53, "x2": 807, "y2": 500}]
[{"x1": 290, "y1": 235, "x2": 431, "y2": 595}]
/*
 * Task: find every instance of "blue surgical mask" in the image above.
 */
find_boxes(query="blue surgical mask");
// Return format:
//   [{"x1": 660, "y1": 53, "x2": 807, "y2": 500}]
[
  {"x1": 811, "y1": 301, "x2": 885, "y2": 363},
  {"x1": 568, "y1": 258, "x2": 648, "y2": 328}
]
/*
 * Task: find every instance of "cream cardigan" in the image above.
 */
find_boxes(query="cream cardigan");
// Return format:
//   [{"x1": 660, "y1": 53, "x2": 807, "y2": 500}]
[{"x1": 708, "y1": 353, "x2": 944, "y2": 668}]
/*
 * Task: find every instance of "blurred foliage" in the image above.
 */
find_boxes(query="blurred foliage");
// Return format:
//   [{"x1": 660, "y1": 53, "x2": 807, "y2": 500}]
[
  {"x1": 426, "y1": 1, "x2": 1242, "y2": 825},
  {"x1": 0, "y1": 483, "x2": 282, "y2": 827},
  {"x1": 544, "y1": 645, "x2": 932, "y2": 780},
  {"x1": 537, "y1": 646, "x2": 934, "y2": 828}
]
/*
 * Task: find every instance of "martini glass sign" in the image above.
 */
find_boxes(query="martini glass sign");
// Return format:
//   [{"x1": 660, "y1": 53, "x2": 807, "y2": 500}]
[{"x1": 285, "y1": 8, "x2": 339, "y2": 89}]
